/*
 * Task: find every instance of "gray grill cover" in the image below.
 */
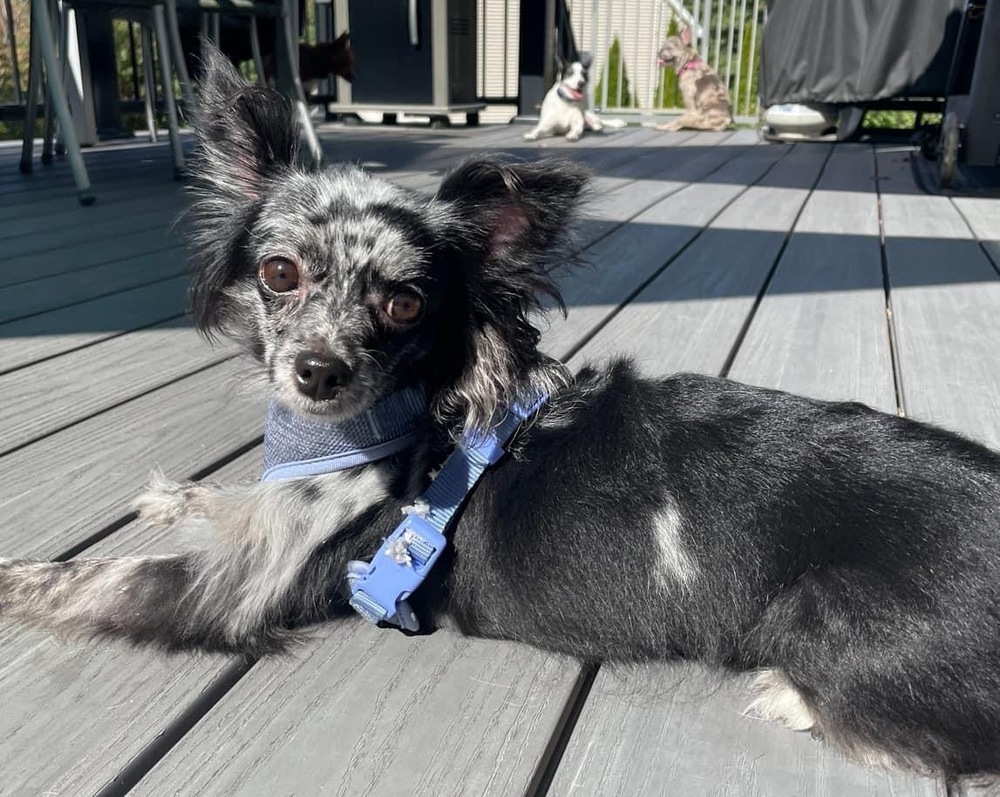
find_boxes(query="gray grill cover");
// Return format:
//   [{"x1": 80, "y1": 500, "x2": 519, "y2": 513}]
[{"x1": 760, "y1": 0, "x2": 966, "y2": 106}]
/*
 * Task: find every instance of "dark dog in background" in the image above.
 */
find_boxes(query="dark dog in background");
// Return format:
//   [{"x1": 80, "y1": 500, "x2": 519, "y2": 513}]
[
  {"x1": 180, "y1": 23, "x2": 354, "y2": 85},
  {"x1": 3, "y1": 45, "x2": 1000, "y2": 795},
  {"x1": 265, "y1": 32, "x2": 355, "y2": 85},
  {"x1": 656, "y1": 27, "x2": 731, "y2": 131}
]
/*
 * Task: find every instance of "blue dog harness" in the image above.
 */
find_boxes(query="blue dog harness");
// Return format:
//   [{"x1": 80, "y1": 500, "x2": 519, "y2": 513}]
[
  {"x1": 260, "y1": 386, "x2": 548, "y2": 632},
  {"x1": 261, "y1": 386, "x2": 428, "y2": 482}
]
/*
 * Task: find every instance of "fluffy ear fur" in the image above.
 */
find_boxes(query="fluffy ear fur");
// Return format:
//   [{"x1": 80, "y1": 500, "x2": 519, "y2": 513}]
[
  {"x1": 579, "y1": 51, "x2": 594, "y2": 69},
  {"x1": 680, "y1": 26, "x2": 693, "y2": 46},
  {"x1": 187, "y1": 41, "x2": 301, "y2": 334},
  {"x1": 431, "y1": 156, "x2": 589, "y2": 432}
]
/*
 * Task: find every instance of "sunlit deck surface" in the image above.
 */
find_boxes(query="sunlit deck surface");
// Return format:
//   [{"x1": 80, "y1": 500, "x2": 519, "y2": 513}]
[{"x1": 2, "y1": 123, "x2": 1000, "y2": 796}]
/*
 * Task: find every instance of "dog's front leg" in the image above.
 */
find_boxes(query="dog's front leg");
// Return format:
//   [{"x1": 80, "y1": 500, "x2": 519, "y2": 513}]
[
  {"x1": 523, "y1": 123, "x2": 548, "y2": 141},
  {"x1": 0, "y1": 474, "x2": 381, "y2": 654},
  {"x1": 565, "y1": 117, "x2": 585, "y2": 142}
]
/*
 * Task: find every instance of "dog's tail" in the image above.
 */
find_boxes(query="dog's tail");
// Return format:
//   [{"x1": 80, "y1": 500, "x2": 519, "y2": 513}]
[{"x1": 0, "y1": 552, "x2": 320, "y2": 655}]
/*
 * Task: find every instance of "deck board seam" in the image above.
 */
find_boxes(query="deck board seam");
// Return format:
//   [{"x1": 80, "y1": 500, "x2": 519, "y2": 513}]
[
  {"x1": 0, "y1": 352, "x2": 239, "y2": 461},
  {"x1": 91, "y1": 657, "x2": 255, "y2": 797},
  {"x1": 948, "y1": 195, "x2": 1000, "y2": 279},
  {"x1": 718, "y1": 143, "x2": 836, "y2": 379},
  {"x1": 0, "y1": 270, "x2": 187, "y2": 329},
  {"x1": 560, "y1": 142, "x2": 798, "y2": 364},
  {"x1": 873, "y1": 146, "x2": 909, "y2": 417},
  {"x1": 0, "y1": 309, "x2": 189, "y2": 377}
]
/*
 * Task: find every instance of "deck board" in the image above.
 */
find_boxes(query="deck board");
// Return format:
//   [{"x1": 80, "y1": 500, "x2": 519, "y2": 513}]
[
  {"x1": 543, "y1": 135, "x2": 785, "y2": 361},
  {"x1": 728, "y1": 144, "x2": 896, "y2": 410},
  {"x1": 0, "y1": 274, "x2": 188, "y2": 373},
  {"x1": 569, "y1": 141, "x2": 827, "y2": 374},
  {"x1": 878, "y1": 148, "x2": 1000, "y2": 447},
  {"x1": 1, "y1": 126, "x2": 999, "y2": 797}
]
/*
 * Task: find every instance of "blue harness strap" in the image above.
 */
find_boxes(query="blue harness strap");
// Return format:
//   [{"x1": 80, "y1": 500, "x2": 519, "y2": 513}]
[{"x1": 347, "y1": 392, "x2": 549, "y2": 630}]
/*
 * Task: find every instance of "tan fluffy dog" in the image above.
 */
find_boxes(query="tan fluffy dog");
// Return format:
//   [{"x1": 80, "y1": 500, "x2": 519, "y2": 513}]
[{"x1": 655, "y1": 27, "x2": 732, "y2": 131}]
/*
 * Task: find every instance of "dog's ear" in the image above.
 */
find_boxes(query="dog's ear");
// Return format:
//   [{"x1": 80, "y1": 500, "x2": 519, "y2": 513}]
[
  {"x1": 432, "y1": 156, "x2": 589, "y2": 431},
  {"x1": 680, "y1": 26, "x2": 693, "y2": 45},
  {"x1": 187, "y1": 41, "x2": 300, "y2": 336},
  {"x1": 192, "y1": 40, "x2": 299, "y2": 202},
  {"x1": 579, "y1": 51, "x2": 593, "y2": 69},
  {"x1": 555, "y1": 54, "x2": 567, "y2": 75}
]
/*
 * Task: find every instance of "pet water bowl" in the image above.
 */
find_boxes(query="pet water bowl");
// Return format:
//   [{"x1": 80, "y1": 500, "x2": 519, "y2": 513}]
[{"x1": 763, "y1": 103, "x2": 839, "y2": 139}]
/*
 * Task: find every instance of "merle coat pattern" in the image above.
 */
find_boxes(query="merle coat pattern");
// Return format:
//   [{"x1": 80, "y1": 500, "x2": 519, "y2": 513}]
[
  {"x1": 656, "y1": 27, "x2": 732, "y2": 132},
  {"x1": 2, "y1": 45, "x2": 1000, "y2": 793}
]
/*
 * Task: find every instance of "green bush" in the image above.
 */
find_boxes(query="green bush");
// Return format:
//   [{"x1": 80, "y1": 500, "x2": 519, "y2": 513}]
[
  {"x1": 652, "y1": 17, "x2": 681, "y2": 109},
  {"x1": 595, "y1": 36, "x2": 634, "y2": 109}
]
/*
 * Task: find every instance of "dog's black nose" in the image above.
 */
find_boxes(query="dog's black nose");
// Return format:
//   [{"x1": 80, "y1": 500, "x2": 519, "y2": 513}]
[{"x1": 294, "y1": 351, "x2": 353, "y2": 400}]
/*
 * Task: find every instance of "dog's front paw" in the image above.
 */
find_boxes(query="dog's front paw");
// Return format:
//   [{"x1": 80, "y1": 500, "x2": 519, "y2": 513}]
[
  {"x1": 565, "y1": 131, "x2": 582, "y2": 142},
  {"x1": 133, "y1": 471, "x2": 205, "y2": 526},
  {"x1": 523, "y1": 130, "x2": 540, "y2": 141}
]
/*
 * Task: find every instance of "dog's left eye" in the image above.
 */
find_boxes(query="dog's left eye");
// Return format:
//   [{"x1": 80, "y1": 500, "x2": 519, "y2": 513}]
[
  {"x1": 381, "y1": 291, "x2": 423, "y2": 324},
  {"x1": 259, "y1": 258, "x2": 300, "y2": 294}
]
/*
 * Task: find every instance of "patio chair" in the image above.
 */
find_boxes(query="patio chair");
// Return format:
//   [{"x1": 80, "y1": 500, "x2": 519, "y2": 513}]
[
  {"x1": 18, "y1": 0, "x2": 319, "y2": 206},
  {"x1": 18, "y1": 0, "x2": 186, "y2": 204},
  {"x1": 164, "y1": 0, "x2": 323, "y2": 164}
]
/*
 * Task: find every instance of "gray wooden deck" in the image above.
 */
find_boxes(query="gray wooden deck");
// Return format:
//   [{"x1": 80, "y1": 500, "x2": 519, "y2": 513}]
[{"x1": 2, "y1": 122, "x2": 1000, "y2": 797}]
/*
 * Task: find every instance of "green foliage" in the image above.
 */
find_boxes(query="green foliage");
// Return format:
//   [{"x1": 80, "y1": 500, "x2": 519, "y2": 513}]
[
  {"x1": 736, "y1": 13, "x2": 760, "y2": 116},
  {"x1": 0, "y1": 0, "x2": 31, "y2": 105},
  {"x1": 861, "y1": 110, "x2": 944, "y2": 130},
  {"x1": 652, "y1": 16, "x2": 681, "y2": 110},
  {"x1": 595, "y1": 36, "x2": 634, "y2": 109}
]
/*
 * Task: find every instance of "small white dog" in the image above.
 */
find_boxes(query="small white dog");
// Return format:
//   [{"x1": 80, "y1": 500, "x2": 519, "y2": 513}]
[{"x1": 524, "y1": 55, "x2": 601, "y2": 142}]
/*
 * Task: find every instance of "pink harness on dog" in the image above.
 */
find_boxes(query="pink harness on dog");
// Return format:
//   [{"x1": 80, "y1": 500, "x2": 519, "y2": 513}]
[{"x1": 678, "y1": 58, "x2": 703, "y2": 75}]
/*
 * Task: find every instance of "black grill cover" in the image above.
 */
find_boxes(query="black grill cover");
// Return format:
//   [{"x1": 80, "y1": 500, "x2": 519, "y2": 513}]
[{"x1": 760, "y1": 0, "x2": 966, "y2": 106}]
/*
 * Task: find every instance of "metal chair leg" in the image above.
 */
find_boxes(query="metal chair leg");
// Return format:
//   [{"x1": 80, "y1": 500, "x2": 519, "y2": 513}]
[
  {"x1": 164, "y1": 0, "x2": 195, "y2": 111},
  {"x1": 54, "y1": 0, "x2": 68, "y2": 155},
  {"x1": 141, "y1": 23, "x2": 158, "y2": 143},
  {"x1": 250, "y1": 16, "x2": 266, "y2": 86},
  {"x1": 41, "y1": 74, "x2": 55, "y2": 164},
  {"x1": 31, "y1": 0, "x2": 93, "y2": 202},
  {"x1": 41, "y1": 0, "x2": 62, "y2": 165},
  {"x1": 279, "y1": 0, "x2": 321, "y2": 165},
  {"x1": 19, "y1": 6, "x2": 42, "y2": 175},
  {"x1": 152, "y1": 4, "x2": 185, "y2": 179}
]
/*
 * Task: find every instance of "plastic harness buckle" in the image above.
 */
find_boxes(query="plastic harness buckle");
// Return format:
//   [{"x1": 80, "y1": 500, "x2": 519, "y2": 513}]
[{"x1": 348, "y1": 513, "x2": 448, "y2": 626}]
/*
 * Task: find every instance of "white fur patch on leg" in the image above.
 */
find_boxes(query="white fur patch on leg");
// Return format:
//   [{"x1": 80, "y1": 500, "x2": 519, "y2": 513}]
[
  {"x1": 745, "y1": 669, "x2": 817, "y2": 732},
  {"x1": 652, "y1": 505, "x2": 696, "y2": 588}
]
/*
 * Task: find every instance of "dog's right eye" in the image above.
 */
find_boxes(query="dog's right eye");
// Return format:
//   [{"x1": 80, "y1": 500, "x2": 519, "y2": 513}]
[{"x1": 259, "y1": 258, "x2": 300, "y2": 294}]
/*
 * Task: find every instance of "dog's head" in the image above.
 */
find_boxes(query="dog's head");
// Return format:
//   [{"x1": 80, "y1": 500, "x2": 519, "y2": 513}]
[
  {"x1": 187, "y1": 47, "x2": 587, "y2": 432},
  {"x1": 555, "y1": 54, "x2": 591, "y2": 103},
  {"x1": 657, "y1": 27, "x2": 696, "y2": 72}
]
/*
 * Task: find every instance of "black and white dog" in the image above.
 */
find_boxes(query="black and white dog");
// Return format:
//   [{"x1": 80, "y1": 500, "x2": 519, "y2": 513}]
[
  {"x1": 524, "y1": 54, "x2": 606, "y2": 142},
  {"x1": 3, "y1": 47, "x2": 1000, "y2": 793}
]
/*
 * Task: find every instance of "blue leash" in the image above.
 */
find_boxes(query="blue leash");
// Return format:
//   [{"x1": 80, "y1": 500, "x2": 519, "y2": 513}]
[{"x1": 346, "y1": 392, "x2": 549, "y2": 631}]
